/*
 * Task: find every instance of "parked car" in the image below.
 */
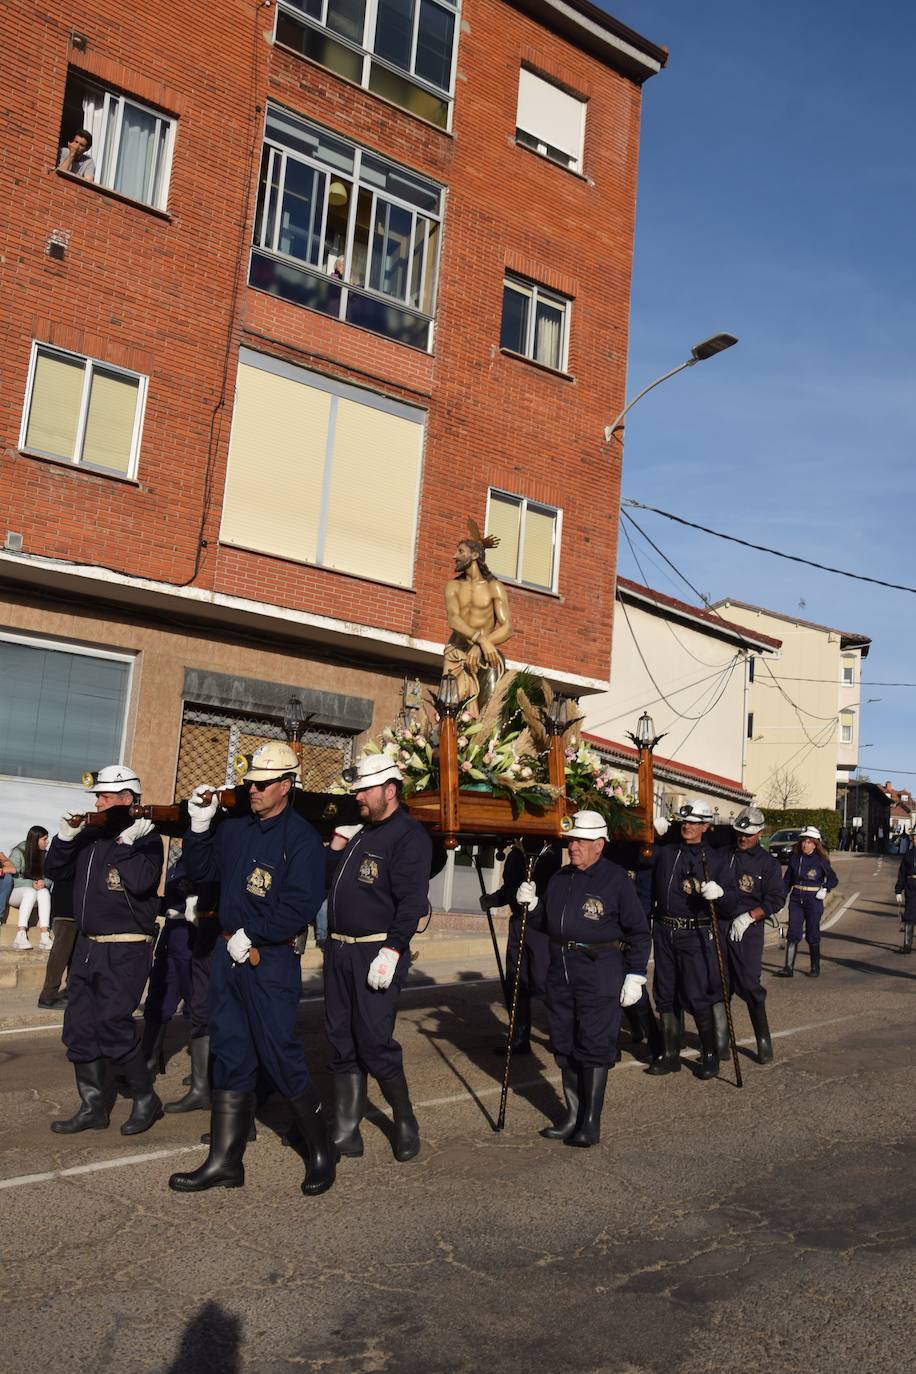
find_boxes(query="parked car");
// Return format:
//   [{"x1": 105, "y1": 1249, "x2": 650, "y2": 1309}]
[{"x1": 765, "y1": 828, "x2": 803, "y2": 864}]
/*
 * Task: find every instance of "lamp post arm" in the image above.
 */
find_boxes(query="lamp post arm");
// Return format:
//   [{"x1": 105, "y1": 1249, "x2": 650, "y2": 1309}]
[{"x1": 604, "y1": 358, "x2": 695, "y2": 444}]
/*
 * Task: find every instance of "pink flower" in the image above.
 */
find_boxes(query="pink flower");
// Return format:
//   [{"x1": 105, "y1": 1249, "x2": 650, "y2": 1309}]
[{"x1": 461, "y1": 761, "x2": 472, "y2": 773}]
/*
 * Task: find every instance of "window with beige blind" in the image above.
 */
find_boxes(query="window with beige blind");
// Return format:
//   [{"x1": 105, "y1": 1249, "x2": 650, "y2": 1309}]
[
  {"x1": 20, "y1": 343, "x2": 147, "y2": 478},
  {"x1": 220, "y1": 348, "x2": 424, "y2": 588},
  {"x1": 485, "y1": 488, "x2": 561, "y2": 593}
]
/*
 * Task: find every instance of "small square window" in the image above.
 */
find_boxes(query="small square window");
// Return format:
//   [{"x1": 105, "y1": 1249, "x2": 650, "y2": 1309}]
[
  {"x1": 841, "y1": 661, "x2": 855, "y2": 685},
  {"x1": 20, "y1": 343, "x2": 147, "y2": 478},
  {"x1": 59, "y1": 69, "x2": 176, "y2": 211},
  {"x1": 516, "y1": 68, "x2": 586, "y2": 172},
  {"x1": 485, "y1": 488, "x2": 560, "y2": 592},
  {"x1": 500, "y1": 275, "x2": 570, "y2": 372}
]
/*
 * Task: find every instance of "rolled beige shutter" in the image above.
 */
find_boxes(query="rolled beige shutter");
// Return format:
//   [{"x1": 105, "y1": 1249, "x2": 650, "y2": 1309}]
[
  {"x1": 82, "y1": 369, "x2": 140, "y2": 474},
  {"x1": 322, "y1": 396, "x2": 423, "y2": 588},
  {"x1": 220, "y1": 363, "x2": 329, "y2": 561},
  {"x1": 521, "y1": 504, "x2": 557, "y2": 589},
  {"x1": 25, "y1": 351, "x2": 84, "y2": 460},
  {"x1": 484, "y1": 493, "x2": 521, "y2": 581}
]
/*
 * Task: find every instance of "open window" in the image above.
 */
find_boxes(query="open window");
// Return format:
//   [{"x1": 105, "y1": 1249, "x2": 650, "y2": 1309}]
[{"x1": 59, "y1": 69, "x2": 176, "y2": 211}]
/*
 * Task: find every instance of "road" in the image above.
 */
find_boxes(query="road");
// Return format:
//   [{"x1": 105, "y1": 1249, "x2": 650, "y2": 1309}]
[{"x1": 1, "y1": 852, "x2": 913, "y2": 1374}]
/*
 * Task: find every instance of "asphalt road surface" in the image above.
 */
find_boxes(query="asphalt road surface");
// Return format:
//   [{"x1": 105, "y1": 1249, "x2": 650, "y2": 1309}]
[{"x1": 1, "y1": 852, "x2": 913, "y2": 1374}]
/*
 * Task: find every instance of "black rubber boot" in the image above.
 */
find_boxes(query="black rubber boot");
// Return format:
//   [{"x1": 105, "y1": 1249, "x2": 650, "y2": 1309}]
[
  {"x1": 646, "y1": 1012, "x2": 682, "y2": 1075},
  {"x1": 378, "y1": 1072, "x2": 421, "y2": 1162},
  {"x1": 541, "y1": 1065, "x2": 580, "y2": 1139},
  {"x1": 494, "y1": 994, "x2": 532, "y2": 1055},
  {"x1": 331, "y1": 1072, "x2": 367, "y2": 1157},
  {"x1": 748, "y1": 1001, "x2": 774, "y2": 1065},
  {"x1": 169, "y1": 1090, "x2": 253, "y2": 1192},
  {"x1": 694, "y1": 1013, "x2": 720, "y2": 1080},
  {"x1": 809, "y1": 945, "x2": 821, "y2": 978},
  {"x1": 51, "y1": 1059, "x2": 109, "y2": 1133},
  {"x1": 627, "y1": 1001, "x2": 664, "y2": 1060},
  {"x1": 774, "y1": 941, "x2": 798, "y2": 978},
  {"x1": 565, "y1": 1066, "x2": 609, "y2": 1148},
  {"x1": 288, "y1": 1086, "x2": 338, "y2": 1194},
  {"x1": 896, "y1": 923, "x2": 914, "y2": 955},
  {"x1": 118, "y1": 1048, "x2": 164, "y2": 1136},
  {"x1": 141, "y1": 1019, "x2": 167, "y2": 1076},
  {"x1": 165, "y1": 1036, "x2": 211, "y2": 1114},
  {"x1": 711, "y1": 1001, "x2": 730, "y2": 1060}
]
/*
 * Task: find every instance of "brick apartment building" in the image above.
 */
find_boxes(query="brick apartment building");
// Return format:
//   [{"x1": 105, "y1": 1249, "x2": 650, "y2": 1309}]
[{"x1": 0, "y1": 0, "x2": 665, "y2": 849}]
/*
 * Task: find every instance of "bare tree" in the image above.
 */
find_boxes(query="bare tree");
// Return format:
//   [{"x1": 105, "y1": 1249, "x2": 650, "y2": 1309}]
[{"x1": 766, "y1": 767, "x2": 804, "y2": 810}]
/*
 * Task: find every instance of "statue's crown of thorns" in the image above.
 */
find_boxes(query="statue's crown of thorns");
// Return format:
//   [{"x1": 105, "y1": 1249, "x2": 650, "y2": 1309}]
[{"x1": 466, "y1": 518, "x2": 500, "y2": 551}]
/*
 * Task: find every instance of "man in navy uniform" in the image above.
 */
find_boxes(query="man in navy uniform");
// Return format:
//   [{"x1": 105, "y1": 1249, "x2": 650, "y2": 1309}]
[
  {"x1": 722, "y1": 806, "x2": 784, "y2": 1064},
  {"x1": 169, "y1": 742, "x2": 335, "y2": 1196},
  {"x1": 479, "y1": 841, "x2": 562, "y2": 1054},
  {"x1": 646, "y1": 801, "x2": 738, "y2": 1081},
  {"x1": 325, "y1": 753, "x2": 431, "y2": 1163},
  {"x1": 894, "y1": 840, "x2": 916, "y2": 954},
  {"x1": 517, "y1": 810, "x2": 651, "y2": 1148},
  {"x1": 45, "y1": 764, "x2": 165, "y2": 1136}
]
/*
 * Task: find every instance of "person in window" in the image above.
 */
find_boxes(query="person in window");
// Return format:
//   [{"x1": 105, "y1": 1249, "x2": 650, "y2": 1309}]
[
  {"x1": 58, "y1": 128, "x2": 95, "y2": 180},
  {"x1": 775, "y1": 826, "x2": 838, "y2": 979},
  {"x1": 331, "y1": 255, "x2": 345, "y2": 279},
  {"x1": 8, "y1": 826, "x2": 54, "y2": 952}
]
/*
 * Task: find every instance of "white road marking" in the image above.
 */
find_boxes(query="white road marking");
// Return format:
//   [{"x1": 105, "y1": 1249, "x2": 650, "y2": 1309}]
[
  {"x1": 0, "y1": 1013, "x2": 863, "y2": 1192},
  {"x1": 822, "y1": 890, "x2": 861, "y2": 930},
  {"x1": 0, "y1": 1022, "x2": 65, "y2": 1036}
]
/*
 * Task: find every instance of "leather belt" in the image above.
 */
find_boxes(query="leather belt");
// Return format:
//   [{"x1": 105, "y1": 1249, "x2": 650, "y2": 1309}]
[
  {"x1": 196, "y1": 911, "x2": 219, "y2": 920},
  {"x1": 221, "y1": 932, "x2": 296, "y2": 950},
  {"x1": 85, "y1": 933, "x2": 153, "y2": 944},
  {"x1": 657, "y1": 915, "x2": 712, "y2": 931},
  {"x1": 549, "y1": 936, "x2": 627, "y2": 958},
  {"x1": 330, "y1": 931, "x2": 388, "y2": 944},
  {"x1": 792, "y1": 884, "x2": 822, "y2": 893}
]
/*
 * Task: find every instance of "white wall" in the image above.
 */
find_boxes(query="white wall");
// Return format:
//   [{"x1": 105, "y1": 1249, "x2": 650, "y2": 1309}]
[{"x1": 0, "y1": 776, "x2": 89, "y2": 855}]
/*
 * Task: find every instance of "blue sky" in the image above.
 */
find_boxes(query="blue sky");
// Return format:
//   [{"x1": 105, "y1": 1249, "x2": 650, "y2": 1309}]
[{"x1": 601, "y1": 0, "x2": 916, "y2": 781}]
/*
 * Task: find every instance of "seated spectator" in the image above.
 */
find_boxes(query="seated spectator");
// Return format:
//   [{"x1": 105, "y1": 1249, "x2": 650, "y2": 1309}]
[
  {"x1": 9, "y1": 826, "x2": 54, "y2": 951},
  {"x1": 0, "y1": 849, "x2": 15, "y2": 913},
  {"x1": 58, "y1": 128, "x2": 95, "y2": 180}
]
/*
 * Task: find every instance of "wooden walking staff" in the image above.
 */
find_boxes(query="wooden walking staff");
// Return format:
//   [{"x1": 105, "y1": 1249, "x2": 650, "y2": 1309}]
[
  {"x1": 700, "y1": 848, "x2": 743, "y2": 1089},
  {"x1": 495, "y1": 840, "x2": 548, "y2": 1132}
]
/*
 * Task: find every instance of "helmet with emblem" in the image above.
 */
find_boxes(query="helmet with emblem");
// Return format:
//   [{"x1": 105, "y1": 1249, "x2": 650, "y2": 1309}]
[
  {"x1": 732, "y1": 805, "x2": 765, "y2": 835},
  {"x1": 799, "y1": 825, "x2": 822, "y2": 841},
  {"x1": 564, "y1": 809, "x2": 609, "y2": 841},
  {"x1": 342, "y1": 753, "x2": 402, "y2": 791},
  {"x1": 676, "y1": 801, "x2": 715, "y2": 824},
  {"x1": 82, "y1": 763, "x2": 142, "y2": 796},
  {"x1": 239, "y1": 742, "x2": 301, "y2": 783}
]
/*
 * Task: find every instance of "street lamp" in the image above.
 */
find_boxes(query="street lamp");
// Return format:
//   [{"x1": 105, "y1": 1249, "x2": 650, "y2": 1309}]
[
  {"x1": 626, "y1": 712, "x2": 667, "y2": 852},
  {"x1": 283, "y1": 695, "x2": 305, "y2": 744},
  {"x1": 604, "y1": 333, "x2": 739, "y2": 444}
]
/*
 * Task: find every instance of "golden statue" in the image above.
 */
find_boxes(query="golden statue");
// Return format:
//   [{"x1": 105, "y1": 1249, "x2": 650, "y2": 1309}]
[{"x1": 443, "y1": 520, "x2": 514, "y2": 714}]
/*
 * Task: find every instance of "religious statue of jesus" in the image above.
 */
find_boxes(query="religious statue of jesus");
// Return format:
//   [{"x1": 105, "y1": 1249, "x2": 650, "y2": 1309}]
[{"x1": 442, "y1": 520, "x2": 514, "y2": 714}]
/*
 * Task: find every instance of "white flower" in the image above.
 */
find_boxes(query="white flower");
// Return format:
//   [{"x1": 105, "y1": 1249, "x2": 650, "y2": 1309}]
[
  {"x1": 383, "y1": 742, "x2": 399, "y2": 759},
  {"x1": 520, "y1": 766, "x2": 533, "y2": 779},
  {"x1": 457, "y1": 735, "x2": 469, "y2": 749}
]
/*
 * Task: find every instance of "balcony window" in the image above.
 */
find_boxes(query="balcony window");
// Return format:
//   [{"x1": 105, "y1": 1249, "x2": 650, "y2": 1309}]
[
  {"x1": 59, "y1": 70, "x2": 175, "y2": 211},
  {"x1": 501, "y1": 275, "x2": 570, "y2": 373},
  {"x1": 485, "y1": 489, "x2": 561, "y2": 593},
  {"x1": 276, "y1": 0, "x2": 458, "y2": 130},
  {"x1": 516, "y1": 68, "x2": 586, "y2": 173},
  {"x1": 250, "y1": 105, "x2": 443, "y2": 350},
  {"x1": 20, "y1": 343, "x2": 147, "y2": 479}
]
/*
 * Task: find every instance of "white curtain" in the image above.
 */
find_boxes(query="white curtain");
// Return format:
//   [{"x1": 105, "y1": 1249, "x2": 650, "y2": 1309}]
[{"x1": 114, "y1": 103, "x2": 160, "y2": 203}]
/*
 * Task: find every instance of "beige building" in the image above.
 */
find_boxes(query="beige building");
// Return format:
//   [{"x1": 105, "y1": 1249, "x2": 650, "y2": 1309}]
[
  {"x1": 582, "y1": 579, "x2": 780, "y2": 817},
  {"x1": 713, "y1": 600, "x2": 870, "y2": 810}
]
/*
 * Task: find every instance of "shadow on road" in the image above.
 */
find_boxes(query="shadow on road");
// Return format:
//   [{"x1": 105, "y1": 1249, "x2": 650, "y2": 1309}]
[{"x1": 162, "y1": 1300, "x2": 241, "y2": 1373}]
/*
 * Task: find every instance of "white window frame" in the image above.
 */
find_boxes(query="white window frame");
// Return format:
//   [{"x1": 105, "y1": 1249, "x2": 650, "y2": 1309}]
[
  {"x1": 0, "y1": 630, "x2": 134, "y2": 785},
  {"x1": 275, "y1": 0, "x2": 461, "y2": 131},
  {"x1": 840, "y1": 721, "x2": 853, "y2": 744},
  {"x1": 500, "y1": 275, "x2": 571, "y2": 373},
  {"x1": 841, "y1": 660, "x2": 855, "y2": 685},
  {"x1": 19, "y1": 341, "x2": 148, "y2": 480},
  {"x1": 485, "y1": 487, "x2": 562, "y2": 594},
  {"x1": 64, "y1": 73, "x2": 176, "y2": 211}
]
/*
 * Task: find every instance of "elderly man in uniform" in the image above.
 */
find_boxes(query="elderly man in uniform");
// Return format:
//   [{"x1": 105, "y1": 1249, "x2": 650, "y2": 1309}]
[
  {"x1": 517, "y1": 810, "x2": 651, "y2": 1148},
  {"x1": 45, "y1": 764, "x2": 165, "y2": 1136},
  {"x1": 721, "y1": 806, "x2": 784, "y2": 1064},
  {"x1": 169, "y1": 742, "x2": 335, "y2": 1196},
  {"x1": 325, "y1": 753, "x2": 432, "y2": 1163},
  {"x1": 647, "y1": 801, "x2": 738, "y2": 1081}
]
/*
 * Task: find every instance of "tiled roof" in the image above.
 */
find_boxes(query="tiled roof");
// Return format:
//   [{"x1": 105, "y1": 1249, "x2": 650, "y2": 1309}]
[
  {"x1": 583, "y1": 732, "x2": 752, "y2": 803},
  {"x1": 617, "y1": 577, "x2": 782, "y2": 650},
  {"x1": 711, "y1": 597, "x2": 870, "y2": 651}
]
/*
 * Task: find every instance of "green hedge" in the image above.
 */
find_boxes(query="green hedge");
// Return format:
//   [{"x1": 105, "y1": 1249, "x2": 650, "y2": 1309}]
[{"x1": 761, "y1": 808, "x2": 840, "y2": 851}]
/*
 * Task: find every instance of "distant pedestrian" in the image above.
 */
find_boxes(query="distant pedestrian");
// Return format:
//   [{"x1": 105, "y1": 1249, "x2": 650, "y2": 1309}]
[{"x1": 775, "y1": 827, "x2": 838, "y2": 979}]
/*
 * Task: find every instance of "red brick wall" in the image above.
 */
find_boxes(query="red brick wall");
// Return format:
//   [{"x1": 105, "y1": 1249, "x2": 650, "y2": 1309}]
[{"x1": 0, "y1": 0, "x2": 643, "y2": 684}]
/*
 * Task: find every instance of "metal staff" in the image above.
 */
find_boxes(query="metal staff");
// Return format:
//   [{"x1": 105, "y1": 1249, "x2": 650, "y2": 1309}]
[
  {"x1": 495, "y1": 841, "x2": 547, "y2": 1131},
  {"x1": 700, "y1": 847, "x2": 743, "y2": 1089},
  {"x1": 472, "y1": 849, "x2": 508, "y2": 1008}
]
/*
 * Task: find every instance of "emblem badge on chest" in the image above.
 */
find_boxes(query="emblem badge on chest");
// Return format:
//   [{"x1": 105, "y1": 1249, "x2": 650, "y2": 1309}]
[
  {"x1": 582, "y1": 895, "x2": 604, "y2": 920},
  {"x1": 739, "y1": 873, "x2": 755, "y2": 893},
  {"x1": 358, "y1": 856, "x2": 379, "y2": 885},
  {"x1": 106, "y1": 868, "x2": 124, "y2": 892},
  {"x1": 806, "y1": 867, "x2": 818, "y2": 880},
  {"x1": 246, "y1": 866, "x2": 272, "y2": 898},
  {"x1": 682, "y1": 877, "x2": 701, "y2": 895}
]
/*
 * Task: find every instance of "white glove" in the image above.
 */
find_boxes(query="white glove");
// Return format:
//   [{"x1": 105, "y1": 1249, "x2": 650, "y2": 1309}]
[
  {"x1": 515, "y1": 880, "x2": 538, "y2": 910},
  {"x1": 619, "y1": 973, "x2": 646, "y2": 1007},
  {"x1": 815, "y1": 886, "x2": 827, "y2": 901},
  {"x1": 118, "y1": 818, "x2": 154, "y2": 845},
  {"x1": 184, "y1": 895, "x2": 200, "y2": 926},
  {"x1": 653, "y1": 816, "x2": 670, "y2": 837},
  {"x1": 729, "y1": 913, "x2": 755, "y2": 943},
  {"x1": 188, "y1": 783, "x2": 219, "y2": 833},
  {"x1": 896, "y1": 893, "x2": 905, "y2": 906},
  {"x1": 333, "y1": 824, "x2": 362, "y2": 842},
  {"x1": 58, "y1": 814, "x2": 86, "y2": 841},
  {"x1": 367, "y1": 946, "x2": 399, "y2": 990},
  {"x1": 701, "y1": 880, "x2": 724, "y2": 901},
  {"x1": 226, "y1": 928, "x2": 252, "y2": 963}
]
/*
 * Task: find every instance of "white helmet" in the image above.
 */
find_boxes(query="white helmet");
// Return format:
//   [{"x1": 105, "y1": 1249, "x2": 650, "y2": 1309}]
[
  {"x1": 83, "y1": 764, "x2": 142, "y2": 795},
  {"x1": 799, "y1": 825, "x2": 822, "y2": 841},
  {"x1": 563, "y1": 809, "x2": 609, "y2": 841},
  {"x1": 677, "y1": 801, "x2": 715, "y2": 824},
  {"x1": 733, "y1": 806, "x2": 765, "y2": 836},
  {"x1": 237, "y1": 742, "x2": 301, "y2": 783},
  {"x1": 343, "y1": 754, "x2": 403, "y2": 791}
]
